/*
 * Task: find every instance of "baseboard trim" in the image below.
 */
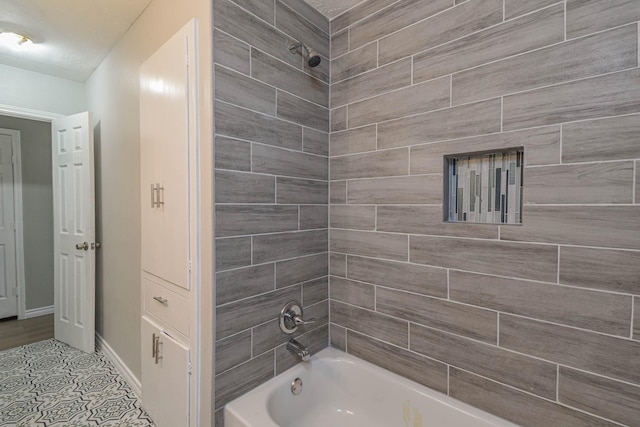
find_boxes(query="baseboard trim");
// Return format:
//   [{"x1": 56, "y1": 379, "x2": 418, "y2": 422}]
[
  {"x1": 24, "y1": 305, "x2": 54, "y2": 319},
  {"x1": 96, "y1": 333, "x2": 142, "y2": 398}
]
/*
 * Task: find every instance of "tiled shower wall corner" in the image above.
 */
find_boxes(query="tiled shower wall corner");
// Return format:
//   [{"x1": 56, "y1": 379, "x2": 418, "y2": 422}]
[
  {"x1": 212, "y1": 0, "x2": 330, "y2": 423},
  {"x1": 329, "y1": 0, "x2": 640, "y2": 426}
]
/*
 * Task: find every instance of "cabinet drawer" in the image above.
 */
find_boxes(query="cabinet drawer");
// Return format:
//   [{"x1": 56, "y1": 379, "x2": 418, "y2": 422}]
[{"x1": 143, "y1": 278, "x2": 189, "y2": 337}]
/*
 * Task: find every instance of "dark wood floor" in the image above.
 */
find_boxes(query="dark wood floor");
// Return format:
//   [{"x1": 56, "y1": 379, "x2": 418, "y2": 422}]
[{"x1": 0, "y1": 314, "x2": 54, "y2": 351}]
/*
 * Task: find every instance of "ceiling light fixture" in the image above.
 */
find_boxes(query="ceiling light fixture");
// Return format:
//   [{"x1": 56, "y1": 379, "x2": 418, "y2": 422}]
[{"x1": 0, "y1": 30, "x2": 34, "y2": 50}]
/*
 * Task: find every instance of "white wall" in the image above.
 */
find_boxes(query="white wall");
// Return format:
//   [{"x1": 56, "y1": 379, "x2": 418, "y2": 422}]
[
  {"x1": 0, "y1": 64, "x2": 86, "y2": 115},
  {"x1": 85, "y1": 1, "x2": 213, "y2": 415}
]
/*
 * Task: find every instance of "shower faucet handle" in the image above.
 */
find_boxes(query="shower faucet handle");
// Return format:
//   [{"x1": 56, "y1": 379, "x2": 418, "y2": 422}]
[{"x1": 279, "y1": 301, "x2": 315, "y2": 334}]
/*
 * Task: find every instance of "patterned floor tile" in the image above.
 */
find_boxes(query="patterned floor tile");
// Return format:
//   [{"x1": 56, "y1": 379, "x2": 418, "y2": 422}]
[{"x1": 0, "y1": 339, "x2": 155, "y2": 427}]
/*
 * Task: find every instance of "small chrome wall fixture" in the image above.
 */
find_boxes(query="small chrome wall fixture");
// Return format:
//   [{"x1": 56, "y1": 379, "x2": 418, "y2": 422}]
[
  {"x1": 279, "y1": 301, "x2": 316, "y2": 334},
  {"x1": 288, "y1": 41, "x2": 321, "y2": 67}
]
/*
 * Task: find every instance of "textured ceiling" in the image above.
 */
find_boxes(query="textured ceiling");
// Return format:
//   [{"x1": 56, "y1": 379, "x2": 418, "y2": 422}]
[
  {"x1": 304, "y1": 0, "x2": 365, "y2": 19},
  {"x1": 0, "y1": 0, "x2": 152, "y2": 82},
  {"x1": 0, "y1": 0, "x2": 360, "y2": 83}
]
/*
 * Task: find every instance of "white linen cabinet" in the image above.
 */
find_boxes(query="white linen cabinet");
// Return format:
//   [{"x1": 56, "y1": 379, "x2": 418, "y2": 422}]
[{"x1": 139, "y1": 19, "x2": 198, "y2": 427}]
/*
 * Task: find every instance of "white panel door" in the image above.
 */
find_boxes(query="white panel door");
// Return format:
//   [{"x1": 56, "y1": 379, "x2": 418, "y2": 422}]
[
  {"x1": 0, "y1": 133, "x2": 17, "y2": 319},
  {"x1": 139, "y1": 22, "x2": 193, "y2": 290},
  {"x1": 52, "y1": 112, "x2": 96, "y2": 353}
]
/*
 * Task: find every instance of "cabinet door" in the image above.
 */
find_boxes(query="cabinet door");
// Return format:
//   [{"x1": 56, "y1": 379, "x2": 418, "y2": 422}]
[
  {"x1": 139, "y1": 21, "x2": 195, "y2": 290},
  {"x1": 142, "y1": 317, "x2": 190, "y2": 427}
]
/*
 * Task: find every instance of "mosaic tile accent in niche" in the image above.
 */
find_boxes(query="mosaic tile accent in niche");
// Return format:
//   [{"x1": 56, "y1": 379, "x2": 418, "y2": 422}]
[{"x1": 446, "y1": 149, "x2": 523, "y2": 224}]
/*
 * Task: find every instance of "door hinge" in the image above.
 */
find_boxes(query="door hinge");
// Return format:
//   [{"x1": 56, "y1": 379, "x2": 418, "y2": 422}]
[
  {"x1": 188, "y1": 362, "x2": 192, "y2": 375},
  {"x1": 188, "y1": 259, "x2": 192, "y2": 271}
]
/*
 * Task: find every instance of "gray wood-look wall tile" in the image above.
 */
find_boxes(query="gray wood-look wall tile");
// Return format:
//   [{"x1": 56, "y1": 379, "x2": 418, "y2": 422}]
[
  {"x1": 330, "y1": 105, "x2": 347, "y2": 132},
  {"x1": 377, "y1": 99, "x2": 501, "y2": 149},
  {"x1": 215, "y1": 170, "x2": 275, "y2": 203},
  {"x1": 559, "y1": 246, "x2": 640, "y2": 294},
  {"x1": 411, "y1": 325, "x2": 557, "y2": 399},
  {"x1": 378, "y1": 288, "x2": 498, "y2": 343},
  {"x1": 330, "y1": 301, "x2": 409, "y2": 347},
  {"x1": 412, "y1": 4, "x2": 564, "y2": 82},
  {"x1": 504, "y1": 0, "x2": 558, "y2": 19},
  {"x1": 330, "y1": 125, "x2": 377, "y2": 156},
  {"x1": 331, "y1": 229, "x2": 408, "y2": 261},
  {"x1": 452, "y1": 25, "x2": 638, "y2": 105},
  {"x1": 276, "y1": 177, "x2": 328, "y2": 204},
  {"x1": 330, "y1": 181, "x2": 346, "y2": 204},
  {"x1": 213, "y1": 29, "x2": 250, "y2": 75},
  {"x1": 279, "y1": 0, "x2": 330, "y2": 34},
  {"x1": 330, "y1": 324, "x2": 346, "y2": 350},
  {"x1": 449, "y1": 368, "x2": 619, "y2": 427},
  {"x1": 449, "y1": 270, "x2": 632, "y2": 336},
  {"x1": 276, "y1": 91, "x2": 329, "y2": 132},
  {"x1": 214, "y1": 0, "x2": 299, "y2": 68},
  {"x1": 215, "y1": 237, "x2": 252, "y2": 271},
  {"x1": 410, "y1": 126, "x2": 560, "y2": 175},
  {"x1": 331, "y1": 58, "x2": 411, "y2": 107},
  {"x1": 348, "y1": 0, "x2": 451, "y2": 50},
  {"x1": 215, "y1": 136, "x2": 251, "y2": 172},
  {"x1": 378, "y1": 0, "x2": 503, "y2": 66},
  {"x1": 332, "y1": 42, "x2": 377, "y2": 83},
  {"x1": 331, "y1": 29, "x2": 349, "y2": 59},
  {"x1": 253, "y1": 230, "x2": 328, "y2": 264},
  {"x1": 330, "y1": 205, "x2": 376, "y2": 230},
  {"x1": 217, "y1": 285, "x2": 301, "y2": 339},
  {"x1": 276, "y1": 1, "x2": 329, "y2": 58},
  {"x1": 253, "y1": 144, "x2": 328, "y2": 180},
  {"x1": 635, "y1": 297, "x2": 639, "y2": 340},
  {"x1": 251, "y1": 49, "x2": 328, "y2": 108},
  {"x1": 215, "y1": 65, "x2": 276, "y2": 115},
  {"x1": 377, "y1": 206, "x2": 500, "y2": 239},
  {"x1": 524, "y1": 161, "x2": 634, "y2": 204},
  {"x1": 562, "y1": 113, "x2": 640, "y2": 163},
  {"x1": 330, "y1": 148, "x2": 408, "y2": 180},
  {"x1": 567, "y1": 0, "x2": 640, "y2": 39},
  {"x1": 503, "y1": 69, "x2": 640, "y2": 131},
  {"x1": 233, "y1": 0, "x2": 274, "y2": 24},
  {"x1": 302, "y1": 128, "x2": 328, "y2": 156},
  {"x1": 216, "y1": 263, "x2": 275, "y2": 306},
  {"x1": 347, "y1": 255, "x2": 448, "y2": 298},
  {"x1": 215, "y1": 330, "x2": 252, "y2": 374},
  {"x1": 500, "y1": 315, "x2": 640, "y2": 385},
  {"x1": 500, "y1": 206, "x2": 640, "y2": 250},
  {"x1": 410, "y1": 236, "x2": 558, "y2": 282},
  {"x1": 331, "y1": 0, "x2": 399, "y2": 34},
  {"x1": 330, "y1": 253, "x2": 347, "y2": 277},
  {"x1": 300, "y1": 205, "x2": 328, "y2": 229},
  {"x1": 330, "y1": 276, "x2": 375, "y2": 309},
  {"x1": 348, "y1": 76, "x2": 451, "y2": 128},
  {"x1": 276, "y1": 324, "x2": 329, "y2": 374},
  {"x1": 214, "y1": 350, "x2": 274, "y2": 409},
  {"x1": 302, "y1": 277, "x2": 328, "y2": 306},
  {"x1": 215, "y1": 205, "x2": 298, "y2": 237},
  {"x1": 276, "y1": 253, "x2": 328, "y2": 287},
  {"x1": 216, "y1": 101, "x2": 302, "y2": 150},
  {"x1": 346, "y1": 175, "x2": 442, "y2": 204},
  {"x1": 636, "y1": 161, "x2": 640, "y2": 203},
  {"x1": 559, "y1": 366, "x2": 640, "y2": 427},
  {"x1": 348, "y1": 330, "x2": 448, "y2": 393}
]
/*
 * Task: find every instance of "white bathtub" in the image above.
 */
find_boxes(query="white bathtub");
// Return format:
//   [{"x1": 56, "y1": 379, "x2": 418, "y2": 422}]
[{"x1": 225, "y1": 347, "x2": 519, "y2": 427}]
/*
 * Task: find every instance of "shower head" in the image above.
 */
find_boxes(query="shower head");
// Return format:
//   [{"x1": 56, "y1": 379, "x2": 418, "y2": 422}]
[{"x1": 289, "y1": 41, "x2": 321, "y2": 68}]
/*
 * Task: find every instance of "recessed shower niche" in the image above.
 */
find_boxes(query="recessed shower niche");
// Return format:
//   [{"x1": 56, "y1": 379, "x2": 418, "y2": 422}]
[{"x1": 445, "y1": 148, "x2": 524, "y2": 225}]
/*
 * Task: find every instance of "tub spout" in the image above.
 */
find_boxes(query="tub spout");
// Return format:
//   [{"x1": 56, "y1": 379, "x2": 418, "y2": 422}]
[{"x1": 287, "y1": 338, "x2": 310, "y2": 362}]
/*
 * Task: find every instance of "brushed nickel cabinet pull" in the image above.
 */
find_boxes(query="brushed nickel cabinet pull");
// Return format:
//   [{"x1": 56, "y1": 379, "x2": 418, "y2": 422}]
[{"x1": 153, "y1": 296, "x2": 168, "y2": 305}]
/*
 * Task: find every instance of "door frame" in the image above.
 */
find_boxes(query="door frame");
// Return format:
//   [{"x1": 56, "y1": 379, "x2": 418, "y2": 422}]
[{"x1": 0, "y1": 103, "x2": 62, "y2": 320}]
